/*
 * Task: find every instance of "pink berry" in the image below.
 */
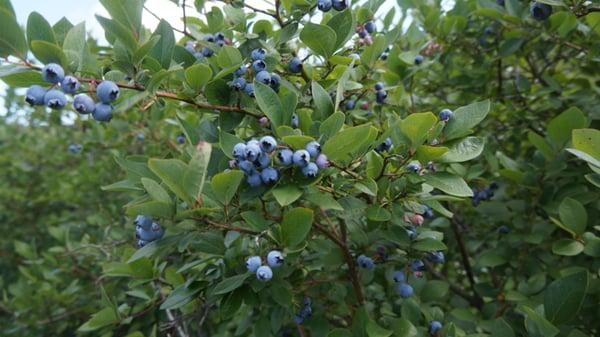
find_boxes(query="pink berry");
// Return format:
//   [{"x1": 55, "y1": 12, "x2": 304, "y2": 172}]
[{"x1": 316, "y1": 154, "x2": 330, "y2": 168}]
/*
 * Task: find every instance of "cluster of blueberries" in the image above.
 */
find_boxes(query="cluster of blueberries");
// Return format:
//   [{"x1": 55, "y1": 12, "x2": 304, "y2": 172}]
[
  {"x1": 25, "y1": 63, "x2": 120, "y2": 122},
  {"x1": 134, "y1": 215, "x2": 165, "y2": 248},
  {"x1": 471, "y1": 181, "x2": 498, "y2": 206},
  {"x1": 231, "y1": 136, "x2": 329, "y2": 187},
  {"x1": 293, "y1": 297, "x2": 313, "y2": 325},
  {"x1": 184, "y1": 31, "x2": 229, "y2": 59},
  {"x1": 356, "y1": 20, "x2": 377, "y2": 46},
  {"x1": 316, "y1": 0, "x2": 347, "y2": 12},
  {"x1": 228, "y1": 48, "x2": 283, "y2": 98},
  {"x1": 246, "y1": 250, "x2": 284, "y2": 282},
  {"x1": 373, "y1": 82, "x2": 387, "y2": 104}
]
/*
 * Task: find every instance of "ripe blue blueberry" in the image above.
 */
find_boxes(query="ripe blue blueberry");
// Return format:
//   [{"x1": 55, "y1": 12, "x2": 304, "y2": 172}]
[
  {"x1": 415, "y1": 54, "x2": 424, "y2": 65},
  {"x1": 498, "y1": 225, "x2": 510, "y2": 234},
  {"x1": 136, "y1": 132, "x2": 145, "y2": 141},
  {"x1": 380, "y1": 52, "x2": 388, "y2": 60},
  {"x1": 252, "y1": 59, "x2": 267, "y2": 73},
  {"x1": 246, "y1": 256, "x2": 262, "y2": 272},
  {"x1": 375, "y1": 90, "x2": 387, "y2": 104},
  {"x1": 247, "y1": 139, "x2": 260, "y2": 147},
  {"x1": 251, "y1": 48, "x2": 266, "y2": 61},
  {"x1": 316, "y1": 154, "x2": 329, "y2": 169},
  {"x1": 233, "y1": 143, "x2": 247, "y2": 160},
  {"x1": 247, "y1": 172, "x2": 262, "y2": 187},
  {"x1": 496, "y1": 0, "x2": 505, "y2": 6},
  {"x1": 255, "y1": 70, "x2": 271, "y2": 85},
  {"x1": 289, "y1": 57, "x2": 303, "y2": 73},
  {"x1": 245, "y1": 143, "x2": 262, "y2": 162},
  {"x1": 136, "y1": 227, "x2": 156, "y2": 241},
  {"x1": 176, "y1": 134, "x2": 186, "y2": 144},
  {"x1": 137, "y1": 239, "x2": 148, "y2": 248},
  {"x1": 42, "y1": 63, "x2": 65, "y2": 84},
  {"x1": 96, "y1": 81, "x2": 119, "y2": 103},
  {"x1": 244, "y1": 83, "x2": 255, "y2": 97},
  {"x1": 439, "y1": 108, "x2": 453, "y2": 122},
  {"x1": 73, "y1": 94, "x2": 95, "y2": 114},
  {"x1": 215, "y1": 32, "x2": 225, "y2": 41},
  {"x1": 357, "y1": 254, "x2": 374, "y2": 269},
  {"x1": 374, "y1": 82, "x2": 384, "y2": 91},
  {"x1": 68, "y1": 143, "x2": 82, "y2": 154},
  {"x1": 364, "y1": 21, "x2": 375, "y2": 34},
  {"x1": 345, "y1": 100, "x2": 355, "y2": 110},
  {"x1": 407, "y1": 162, "x2": 421, "y2": 172},
  {"x1": 332, "y1": 0, "x2": 347, "y2": 10},
  {"x1": 261, "y1": 167, "x2": 279, "y2": 184},
  {"x1": 256, "y1": 265, "x2": 273, "y2": 281},
  {"x1": 397, "y1": 283, "x2": 413, "y2": 298},
  {"x1": 235, "y1": 65, "x2": 247, "y2": 77},
  {"x1": 531, "y1": 2, "x2": 552, "y2": 20},
  {"x1": 302, "y1": 162, "x2": 319, "y2": 178},
  {"x1": 204, "y1": 34, "x2": 215, "y2": 43},
  {"x1": 238, "y1": 160, "x2": 256, "y2": 175},
  {"x1": 93, "y1": 103, "x2": 113, "y2": 122},
  {"x1": 291, "y1": 113, "x2": 299, "y2": 128},
  {"x1": 375, "y1": 137, "x2": 393, "y2": 153},
  {"x1": 430, "y1": 321, "x2": 443, "y2": 334},
  {"x1": 411, "y1": 259, "x2": 426, "y2": 272},
  {"x1": 393, "y1": 271, "x2": 406, "y2": 283},
  {"x1": 406, "y1": 226, "x2": 417, "y2": 240},
  {"x1": 184, "y1": 41, "x2": 195, "y2": 54},
  {"x1": 25, "y1": 85, "x2": 46, "y2": 106},
  {"x1": 426, "y1": 251, "x2": 445, "y2": 264},
  {"x1": 61, "y1": 76, "x2": 80, "y2": 94},
  {"x1": 293, "y1": 150, "x2": 310, "y2": 167},
  {"x1": 193, "y1": 52, "x2": 204, "y2": 60},
  {"x1": 423, "y1": 205, "x2": 434, "y2": 219},
  {"x1": 267, "y1": 250, "x2": 284, "y2": 267},
  {"x1": 201, "y1": 47, "x2": 214, "y2": 57},
  {"x1": 305, "y1": 141, "x2": 321, "y2": 158},
  {"x1": 317, "y1": 0, "x2": 332, "y2": 11},
  {"x1": 260, "y1": 136, "x2": 277, "y2": 153},
  {"x1": 134, "y1": 215, "x2": 153, "y2": 230},
  {"x1": 484, "y1": 27, "x2": 494, "y2": 35},
  {"x1": 254, "y1": 152, "x2": 271, "y2": 169},
  {"x1": 277, "y1": 148, "x2": 294, "y2": 166},
  {"x1": 270, "y1": 73, "x2": 281, "y2": 92},
  {"x1": 44, "y1": 90, "x2": 67, "y2": 109},
  {"x1": 231, "y1": 77, "x2": 246, "y2": 91}
]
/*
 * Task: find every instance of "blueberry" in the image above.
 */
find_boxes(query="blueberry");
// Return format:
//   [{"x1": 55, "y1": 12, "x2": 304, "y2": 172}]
[
  {"x1": 231, "y1": 77, "x2": 246, "y2": 90},
  {"x1": 42, "y1": 63, "x2": 65, "y2": 84},
  {"x1": 484, "y1": 27, "x2": 494, "y2": 35},
  {"x1": 134, "y1": 215, "x2": 153, "y2": 230},
  {"x1": 397, "y1": 283, "x2": 413, "y2": 298},
  {"x1": 490, "y1": 181, "x2": 499, "y2": 190},
  {"x1": 426, "y1": 251, "x2": 445, "y2": 264},
  {"x1": 415, "y1": 54, "x2": 424, "y2": 65},
  {"x1": 407, "y1": 162, "x2": 421, "y2": 172},
  {"x1": 332, "y1": 0, "x2": 347, "y2": 10},
  {"x1": 246, "y1": 256, "x2": 262, "y2": 272},
  {"x1": 260, "y1": 136, "x2": 277, "y2": 153},
  {"x1": 293, "y1": 314, "x2": 305, "y2": 325},
  {"x1": 252, "y1": 59, "x2": 267, "y2": 73},
  {"x1": 430, "y1": 138, "x2": 440, "y2": 145},
  {"x1": 429, "y1": 321, "x2": 443, "y2": 334},
  {"x1": 137, "y1": 239, "x2": 148, "y2": 248},
  {"x1": 176, "y1": 134, "x2": 186, "y2": 144},
  {"x1": 247, "y1": 139, "x2": 260, "y2": 147},
  {"x1": 245, "y1": 143, "x2": 262, "y2": 162},
  {"x1": 393, "y1": 271, "x2": 406, "y2": 283},
  {"x1": 202, "y1": 47, "x2": 214, "y2": 57},
  {"x1": 380, "y1": 52, "x2": 388, "y2": 60},
  {"x1": 270, "y1": 73, "x2": 281, "y2": 92},
  {"x1": 235, "y1": 65, "x2": 247, "y2": 77},
  {"x1": 244, "y1": 83, "x2": 255, "y2": 97},
  {"x1": 277, "y1": 148, "x2": 294, "y2": 166},
  {"x1": 498, "y1": 225, "x2": 510, "y2": 234},
  {"x1": 439, "y1": 108, "x2": 453, "y2": 122},
  {"x1": 193, "y1": 52, "x2": 204, "y2": 60},
  {"x1": 256, "y1": 265, "x2": 273, "y2": 281},
  {"x1": 267, "y1": 250, "x2": 284, "y2": 267},
  {"x1": 184, "y1": 40, "x2": 196, "y2": 54},
  {"x1": 477, "y1": 190, "x2": 489, "y2": 201},
  {"x1": 96, "y1": 81, "x2": 120, "y2": 103},
  {"x1": 293, "y1": 150, "x2": 310, "y2": 167},
  {"x1": 360, "y1": 101, "x2": 369, "y2": 110},
  {"x1": 254, "y1": 152, "x2": 271, "y2": 169},
  {"x1": 531, "y1": 2, "x2": 552, "y2": 20},
  {"x1": 251, "y1": 48, "x2": 266, "y2": 61},
  {"x1": 44, "y1": 90, "x2": 67, "y2": 109},
  {"x1": 302, "y1": 162, "x2": 318, "y2": 178},
  {"x1": 364, "y1": 21, "x2": 375, "y2": 34},
  {"x1": 357, "y1": 254, "x2": 374, "y2": 269},
  {"x1": 136, "y1": 226, "x2": 159, "y2": 241},
  {"x1": 239, "y1": 160, "x2": 256, "y2": 175},
  {"x1": 215, "y1": 32, "x2": 225, "y2": 41},
  {"x1": 261, "y1": 167, "x2": 279, "y2": 184},
  {"x1": 59, "y1": 76, "x2": 80, "y2": 94},
  {"x1": 345, "y1": 100, "x2": 355, "y2": 110},
  {"x1": 247, "y1": 172, "x2": 262, "y2": 187},
  {"x1": 315, "y1": 154, "x2": 330, "y2": 169},
  {"x1": 68, "y1": 143, "x2": 82, "y2": 154},
  {"x1": 255, "y1": 70, "x2": 271, "y2": 85},
  {"x1": 291, "y1": 113, "x2": 299, "y2": 128},
  {"x1": 204, "y1": 34, "x2": 215, "y2": 43},
  {"x1": 233, "y1": 143, "x2": 247, "y2": 160},
  {"x1": 289, "y1": 57, "x2": 303, "y2": 73},
  {"x1": 375, "y1": 90, "x2": 387, "y2": 104},
  {"x1": 25, "y1": 85, "x2": 46, "y2": 106},
  {"x1": 374, "y1": 82, "x2": 384, "y2": 91},
  {"x1": 93, "y1": 103, "x2": 113, "y2": 122},
  {"x1": 375, "y1": 137, "x2": 393, "y2": 153},
  {"x1": 496, "y1": 0, "x2": 505, "y2": 6},
  {"x1": 406, "y1": 226, "x2": 417, "y2": 240},
  {"x1": 72, "y1": 94, "x2": 95, "y2": 114},
  {"x1": 423, "y1": 206, "x2": 434, "y2": 219},
  {"x1": 305, "y1": 141, "x2": 321, "y2": 158},
  {"x1": 411, "y1": 259, "x2": 426, "y2": 272},
  {"x1": 317, "y1": 0, "x2": 332, "y2": 11},
  {"x1": 136, "y1": 132, "x2": 145, "y2": 141}
]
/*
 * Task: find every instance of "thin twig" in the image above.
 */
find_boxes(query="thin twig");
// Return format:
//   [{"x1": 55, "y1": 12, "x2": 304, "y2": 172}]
[{"x1": 144, "y1": 5, "x2": 194, "y2": 39}]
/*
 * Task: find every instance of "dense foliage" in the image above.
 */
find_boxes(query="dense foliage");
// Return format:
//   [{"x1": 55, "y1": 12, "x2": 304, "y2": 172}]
[{"x1": 1, "y1": 0, "x2": 600, "y2": 336}]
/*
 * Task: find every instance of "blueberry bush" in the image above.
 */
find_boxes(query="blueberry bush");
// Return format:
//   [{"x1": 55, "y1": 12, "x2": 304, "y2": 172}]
[{"x1": 1, "y1": 0, "x2": 600, "y2": 336}]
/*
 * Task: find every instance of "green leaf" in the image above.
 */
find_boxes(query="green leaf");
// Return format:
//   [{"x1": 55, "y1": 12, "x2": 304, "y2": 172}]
[
  {"x1": 141, "y1": 177, "x2": 171, "y2": 203},
  {"x1": 185, "y1": 64, "x2": 213, "y2": 92},
  {"x1": 254, "y1": 81, "x2": 284, "y2": 128},
  {"x1": 413, "y1": 238, "x2": 447, "y2": 251},
  {"x1": 572, "y1": 129, "x2": 600, "y2": 162},
  {"x1": 212, "y1": 274, "x2": 249, "y2": 295},
  {"x1": 281, "y1": 135, "x2": 314, "y2": 150},
  {"x1": 323, "y1": 124, "x2": 374, "y2": 162},
  {"x1": 390, "y1": 318, "x2": 417, "y2": 337},
  {"x1": 148, "y1": 159, "x2": 192, "y2": 205},
  {"x1": 126, "y1": 200, "x2": 174, "y2": 219},
  {"x1": 204, "y1": 79, "x2": 230, "y2": 104},
  {"x1": 304, "y1": 192, "x2": 344, "y2": 211},
  {"x1": 0, "y1": 67, "x2": 46, "y2": 87},
  {"x1": 211, "y1": 170, "x2": 244, "y2": 205},
  {"x1": 63, "y1": 22, "x2": 98, "y2": 74},
  {"x1": 27, "y1": 12, "x2": 57, "y2": 46},
  {"x1": 424, "y1": 173, "x2": 473, "y2": 197},
  {"x1": 366, "y1": 151, "x2": 384, "y2": 179},
  {"x1": 544, "y1": 271, "x2": 588, "y2": 325},
  {"x1": 0, "y1": 8, "x2": 28, "y2": 59},
  {"x1": 217, "y1": 45, "x2": 242, "y2": 69},
  {"x1": 219, "y1": 131, "x2": 244, "y2": 159},
  {"x1": 566, "y1": 148, "x2": 600, "y2": 168},
  {"x1": 149, "y1": 19, "x2": 175, "y2": 69},
  {"x1": 366, "y1": 205, "x2": 391, "y2": 221},
  {"x1": 272, "y1": 185, "x2": 303, "y2": 206},
  {"x1": 521, "y1": 306, "x2": 560, "y2": 337},
  {"x1": 312, "y1": 81, "x2": 335, "y2": 120},
  {"x1": 300, "y1": 22, "x2": 337, "y2": 58},
  {"x1": 78, "y1": 307, "x2": 119, "y2": 332},
  {"x1": 320, "y1": 112, "x2": 345, "y2": 140},
  {"x1": 95, "y1": 15, "x2": 138, "y2": 51},
  {"x1": 439, "y1": 137, "x2": 485, "y2": 162},
  {"x1": 160, "y1": 284, "x2": 201, "y2": 310},
  {"x1": 360, "y1": 35, "x2": 387, "y2": 67},
  {"x1": 547, "y1": 107, "x2": 586, "y2": 147},
  {"x1": 326, "y1": 9, "x2": 354, "y2": 52},
  {"x1": 443, "y1": 100, "x2": 490, "y2": 141},
  {"x1": 30, "y1": 40, "x2": 68, "y2": 66},
  {"x1": 185, "y1": 142, "x2": 212, "y2": 206},
  {"x1": 133, "y1": 35, "x2": 160, "y2": 64},
  {"x1": 552, "y1": 239, "x2": 584, "y2": 256},
  {"x1": 528, "y1": 131, "x2": 554, "y2": 160},
  {"x1": 398, "y1": 112, "x2": 437, "y2": 148},
  {"x1": 558, "y1": 197, "x2": 587, "y2": 236},
  {"x1": 491, "y1": 318, "x2": 515, "y2": 337},
  {"x1": 281, "y1": 207, "x2": 314, "y2": 247},
  {"x1": 100, "y1": 0, "x2": 143, "y2": 34},
  {"x1": 366, "y1": 320, "x2": 392, "y2": 337}
]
